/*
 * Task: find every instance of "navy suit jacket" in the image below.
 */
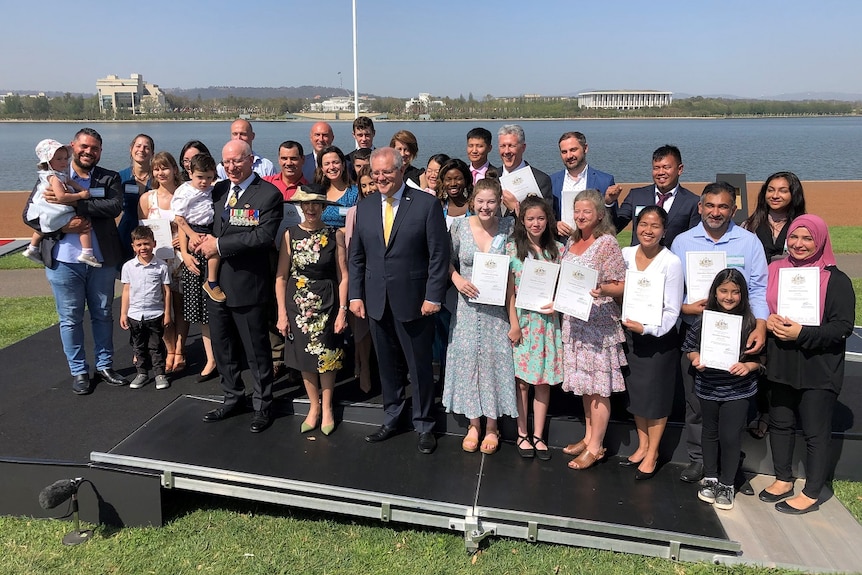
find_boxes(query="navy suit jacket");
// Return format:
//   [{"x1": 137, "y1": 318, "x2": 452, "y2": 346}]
[
  {"x1": 611, "y1": 185, "x2": 700, "y2": 247},
  {"x1": 302, "y1": 153, "x2": 317, "y2": 183},
  {"x1": 348, "y1": 185, "x2": 449, "y2": 323},
  {"x1": 550, "y1": 166, "x2": 615, "y2": 223},
  {"x1": 211, "y1": 175, "x2": 283, "y2": 307}
]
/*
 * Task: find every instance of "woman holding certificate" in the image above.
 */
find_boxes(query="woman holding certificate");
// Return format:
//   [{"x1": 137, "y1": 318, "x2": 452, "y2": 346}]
[
  {"x1": 444, "y1": 177, "x2": 519, "y2": 455},
  {"x1": 507, "y1": 195, "x2": 564, "y2": 459},
  {"x1": 620, "y1": 206, "x2": 684, "y2": 480},
  {"x1": 760, "y1": 215, "x2": 855, "y2": 515},
  {"x1": 560, "y1": 189, "x2": 627, "y2": 470}
]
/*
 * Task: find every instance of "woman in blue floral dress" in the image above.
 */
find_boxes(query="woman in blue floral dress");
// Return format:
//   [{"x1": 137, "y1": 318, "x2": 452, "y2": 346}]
[{"x1": 276, "y1": 185, "x2": 349, "y2": 436}]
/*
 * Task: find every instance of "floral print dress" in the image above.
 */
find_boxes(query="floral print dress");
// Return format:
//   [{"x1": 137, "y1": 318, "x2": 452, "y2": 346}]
[{"x1": 283, "y1": 225, "x2": 343, "y2": 374}]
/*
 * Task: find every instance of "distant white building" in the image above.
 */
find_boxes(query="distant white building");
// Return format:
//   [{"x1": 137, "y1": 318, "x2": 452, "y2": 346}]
[
  {"x1": 578, "y1": 90, "x2": 672, "y2": 110},
  {"x1": 405, "y1": 92, "x2": 444, "y2": 113},
  {"x1": 309, "y1": 96, "x2": 367, "y2": 113},
  {"x1": 96, "y1": 73, "x2": 166, "y2": 114}
]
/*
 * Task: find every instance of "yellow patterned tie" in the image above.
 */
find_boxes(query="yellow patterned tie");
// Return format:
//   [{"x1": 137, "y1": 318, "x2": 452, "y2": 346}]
[{"x1": 383, "y1": 196, "x2": 395, "y2": 245}]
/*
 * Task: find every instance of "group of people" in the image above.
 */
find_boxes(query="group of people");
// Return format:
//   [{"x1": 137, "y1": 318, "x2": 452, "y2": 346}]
[{"x1": 22, "y1": 119, "x2": 855, "y2": 516}]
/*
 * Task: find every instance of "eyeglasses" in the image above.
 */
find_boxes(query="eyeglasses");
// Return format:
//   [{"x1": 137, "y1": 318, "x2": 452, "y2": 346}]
[
  {"x1": 222, "y1": 155, "x2": 250, "y2": 167},
  {"x1": 370, "y1": 169, "x2": 397, "y2": 178}
]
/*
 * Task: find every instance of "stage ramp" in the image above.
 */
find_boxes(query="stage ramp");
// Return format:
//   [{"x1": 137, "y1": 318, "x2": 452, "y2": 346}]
[{"x1": 90, "y1": 395, "x2": 739, "y2": 563}]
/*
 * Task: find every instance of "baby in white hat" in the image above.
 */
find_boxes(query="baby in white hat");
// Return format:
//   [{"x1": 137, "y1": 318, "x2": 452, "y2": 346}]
[{"x1": 23, "y1": 139, "x2": 100, "y2": 267}]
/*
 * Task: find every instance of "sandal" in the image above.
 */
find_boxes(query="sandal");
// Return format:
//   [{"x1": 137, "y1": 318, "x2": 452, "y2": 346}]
[
  {"x1": 748, "y1": 418, "x2": 768, "y2": 440},
  {"x1": 562, "y1": 439, "x2": 586, "y2": 457},
  {"x1": 173, "y1": 353, "x2": 187, "y2": 374},
  {"x1": 480, "y1": 430, "x2": 500, "y2": 455},
  {"x1": 462, "y1": 424, "x2": 480, "y2": 453},
  {"x1": 568, "y1": 447, "x2": 606, "y2": 470},
  {"x1": 165, "y1": 352, "x2": 176, "y2": 374},
  {"x1": 533, "y1": 436, "x2": 551, "y2": 461},
  {"x1": 517, "y1": 434, "x2": 534, "y2": 458}
]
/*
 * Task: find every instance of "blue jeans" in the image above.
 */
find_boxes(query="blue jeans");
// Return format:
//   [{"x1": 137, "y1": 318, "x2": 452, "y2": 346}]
[{"x1": 45, "y1": 261, "x2": 116, "y2": 376}]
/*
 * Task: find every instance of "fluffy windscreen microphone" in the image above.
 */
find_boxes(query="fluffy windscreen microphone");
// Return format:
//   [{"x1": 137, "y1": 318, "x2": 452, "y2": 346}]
[{"x1": 38, "y1": 478, "x2": 81, "y2": 510}]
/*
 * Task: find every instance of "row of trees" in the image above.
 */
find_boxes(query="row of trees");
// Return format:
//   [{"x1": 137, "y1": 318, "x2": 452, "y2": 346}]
[{"x1": 1, "y1": 92, "x2": 857, "y2": 121}]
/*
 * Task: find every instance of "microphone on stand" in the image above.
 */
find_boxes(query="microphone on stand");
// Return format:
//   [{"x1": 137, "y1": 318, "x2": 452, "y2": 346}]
[{"x1": 37, "y1": 477, "x2": 93, "y2": 545}]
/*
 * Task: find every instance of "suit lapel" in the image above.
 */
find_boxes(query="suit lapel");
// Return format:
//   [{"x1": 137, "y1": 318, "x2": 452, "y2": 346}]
[{"x1": 387, "y1": 188, "x2": 414, "y2": 250}]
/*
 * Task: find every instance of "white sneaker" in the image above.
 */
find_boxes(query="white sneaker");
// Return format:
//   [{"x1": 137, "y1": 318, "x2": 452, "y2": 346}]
[
  {"x1": 22, "y1": 245, "x2": 43, "y2": 265},
  {"x1": 698, "y1": 479, "x2": 719, "y2": 504},
  {"x1": 129, "y1": 374, "x2": 149, "y2": 389},
  {"x1": 77, "y1": 253, "x2": 102, "y2": 268},
  {"x1": 155, "y1": 375, "x2": 170, "y2": 390}
]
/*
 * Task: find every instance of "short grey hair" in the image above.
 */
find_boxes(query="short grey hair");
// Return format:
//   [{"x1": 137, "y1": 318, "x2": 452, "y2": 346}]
[
  {"x1": 370, "y1": 146, "x2": 403, "y2": 171},
  {"x1": 498, "y1": 124, "x2": 525, "y2": 144}
]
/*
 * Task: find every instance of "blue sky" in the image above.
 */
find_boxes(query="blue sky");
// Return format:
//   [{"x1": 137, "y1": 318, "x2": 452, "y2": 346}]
[{"x1": 3, "y1": 0, "x2": 861, "y2": 98}]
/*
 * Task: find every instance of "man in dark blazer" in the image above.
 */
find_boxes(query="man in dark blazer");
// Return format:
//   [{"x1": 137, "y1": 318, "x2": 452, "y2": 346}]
[
  {"x1": 550, "y1": 131, "x2": 620, "y2": 236},
  {"x1": 497, "y1": 124, "x2": 553, "y2": 214},
  {"x1": 348, "y1": 147, "x2": 449, "y2": 454},
  {"x1": 609, "y1": 144, "x2": 700, "y2": 247},
  {"x1": 195, "y1": 140, "x2": 283, "y2": 433},
  {"x1": 302, "y1": 121, "x2": 334, "y2": 183}
]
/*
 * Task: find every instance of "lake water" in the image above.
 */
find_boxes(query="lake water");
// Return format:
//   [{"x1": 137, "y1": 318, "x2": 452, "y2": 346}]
[{"x1": 1, "y1": 117, "x2": 861, "y2": 190}]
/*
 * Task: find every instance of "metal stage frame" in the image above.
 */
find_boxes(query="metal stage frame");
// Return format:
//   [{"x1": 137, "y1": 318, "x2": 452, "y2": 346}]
[{"x1": 87, "y1": 395, "x2": 740, "y2": 563}]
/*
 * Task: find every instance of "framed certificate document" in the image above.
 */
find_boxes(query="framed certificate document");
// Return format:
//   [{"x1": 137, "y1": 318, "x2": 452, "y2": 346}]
[
  {"x1": 469, "y1": 252, "x2": 510, "y2": 307},
  {"x1": 553, "y1": 260, "x2": 598, "y2": 321},
  {"x1": 685, "y1": 251, "x2": 727, "y2": 302},
  {"x1": 777, "y1": 267, "x2": 821, "y2": 326},
  {"x1": 622, "y1": 269, "x2": 665, "y2": 327},
  {"x1": 500, "y1": 166, "x2": 541, "y2": 202},
  {"x1": 515, "y1": 258, "x2": 560, "y2": 313},
  {"x1": 700, "y1": 310, "x2": 742, "y2": 372},
  {"x1": 139, "y1": 218, "x2": 175, "y2": 262}
]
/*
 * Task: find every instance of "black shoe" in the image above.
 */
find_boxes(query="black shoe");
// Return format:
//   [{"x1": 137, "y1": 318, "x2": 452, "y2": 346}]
[
  {"x1": 517, "y1": 435, "x2": 535, "y2": 459},
  {"x1": 680, "y1": 461, "x2": 704, "y2": 483},
  {"x1": 738, "y1": 480, "x2": 756, "y2": 497},
  {"x1": 759, "y1": 487, "x2": 794, "y2": 503},
  {"x1": 202, "y1": 404, "x2": 246, "y2": 422},
  {"x1": 417, "y1": 432, "x2": 437, "y2": 454},
  {"x1": 618, "y1": 458, "x2": 643, "y2": 468},
  {"x1": 96, "y1": 368, "x2": 128, "y2": 386},
  {"x1": 365, "y1": 424, "x2": 397, "y2": 443},
  {"x1": 250, "y1": 410, "x2": 273, "y2": 433},
  {"x1": 775, "y1": 499, "x2": 819, "y2": 515},
  {"x1": 197, "y1": 369, "x2": 218, "y2": 383},
  {"x1": 635, "y1": 467, "x2": 658, "y2": 481},
  {"x1": 532, "y1": 436, "x2": 551, "y2": 461},
  {"x1": 71, "y1": 374, "x2": 92, "y2": 395}
]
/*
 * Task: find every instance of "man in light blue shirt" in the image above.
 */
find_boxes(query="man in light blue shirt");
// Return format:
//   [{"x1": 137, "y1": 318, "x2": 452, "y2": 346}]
[
  {"x1": 216, "y1": 119, "x2": 275, "y2": 180},
  {"x1": 670, "y1": 181, "x2": 768, "y2": 483}
]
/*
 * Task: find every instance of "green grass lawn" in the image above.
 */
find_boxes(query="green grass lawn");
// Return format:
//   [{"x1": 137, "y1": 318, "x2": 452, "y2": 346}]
[{"x1": 0, "y1": 296, "x2": 57, "y2": 348}]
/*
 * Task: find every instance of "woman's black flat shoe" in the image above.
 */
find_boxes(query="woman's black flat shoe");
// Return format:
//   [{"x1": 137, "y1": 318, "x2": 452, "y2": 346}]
[
  {"x1": 517, "y1": 435, "x2": 534, "y2": 458},
  {"x1": 532, "y1": 436, "x2": 551, "y2": 461}
]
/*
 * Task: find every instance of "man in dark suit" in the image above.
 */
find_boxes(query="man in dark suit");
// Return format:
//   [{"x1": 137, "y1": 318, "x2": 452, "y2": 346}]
[
  {"x1": 348, "y1": 147, "x2": 449, "y2": 454},
  {"x1": 195, "y1": 140, "x2": 283, "y2": 433},
  {"x1": 608, "y1": 144, "x2": 700, "y2": 247},
  {"x1": 550, "y1": 131, "x2": 620, "y2": 237},
  {"x1": 497, "y1": 124, "x2": 553, "y2": 215},
  {"x1": 302, "y1": 121, "x2": 334, "y2": 183}
]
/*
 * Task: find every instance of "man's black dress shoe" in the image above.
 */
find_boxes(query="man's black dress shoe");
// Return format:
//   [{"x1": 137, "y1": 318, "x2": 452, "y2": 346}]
[
  {"x1": 680, "y1": 461, "x2": 704, "y2": 483},
  {"x1": 775, "y1": 499, "x2": 819, "y2": 515},
  {"x1": 96, "y1": 368, "x2": 128, "y2": 386},
  {"x1": 250, "y1": 410, "x2": 272, "y2": 433},
  {"x1": 72, "y1": 374, "x2": 92, "y2": 395},
  {"x1": 417, "y1": 432, "x2": 437, "y2": 454},
  {"x1": 365, "y1": 424, "x2": 396, "y2": 443},
  {"x1": 759, "y1": 487, "x2": 794, "y2": 503},
  {"x1": 202, "y1": 404, "x2": 246, "y2": 422}
]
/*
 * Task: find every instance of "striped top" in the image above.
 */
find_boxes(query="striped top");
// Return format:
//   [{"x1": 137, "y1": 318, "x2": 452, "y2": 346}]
[{"x1": 682, "y1": 317, "x2": 760, "y2": 401}]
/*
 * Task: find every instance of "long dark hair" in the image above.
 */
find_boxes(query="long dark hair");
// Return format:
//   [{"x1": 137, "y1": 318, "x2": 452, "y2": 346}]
[
  {"x1": 179, "y1": 140, "x2": 211, "y2": 181},
  {"x1": 315, "y1": 145, "x2": 351, "y2": 187},
  {"x1": 743, "y1": 171, "x2": 806, "y2": 231},
  {"x1": 513, "y1": 195, "x2": 559, "y2": 262},
  {"x1": 706, "y1": 268, "x2": 757, "y2": 354}
]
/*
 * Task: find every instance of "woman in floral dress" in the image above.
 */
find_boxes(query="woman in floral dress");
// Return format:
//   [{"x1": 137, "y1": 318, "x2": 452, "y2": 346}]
[
  {"x1": 560, "y1": 189, "x2": 627, "y2": 470},
  {"x1": 276, "y1": 185, "x2": 349, "y2": 436},
  {"x1": 507, "y1": 195, "x2": 564, "y2": 460},
  {"x1": 444, "y1": 177, "x2": 520, "y2": 455}
]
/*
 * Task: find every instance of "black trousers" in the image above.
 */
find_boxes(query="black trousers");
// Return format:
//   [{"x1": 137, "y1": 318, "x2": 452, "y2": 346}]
[
  {"x1": 128, "y1": 315, "x2": 166, "y2": 375},
  {"x1": 678, "y1": 323, "x2": 701, "y2": 463},
  {"x1": 768, "y1": 382, "x2": 837, "y2": 500},
  {"x1": 208, "y1": 300, "x2": 274, "y2": 413},
  {"x1": 368, "y1": 300, "x2": 436, "y2": 433},
  {"x1": 701, "y1": 396, "x2": 750, "y2": 486}
]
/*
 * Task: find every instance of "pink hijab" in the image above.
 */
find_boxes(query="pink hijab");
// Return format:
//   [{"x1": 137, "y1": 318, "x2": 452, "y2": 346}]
[{"x1": 766, "y1": 214, "x2": 836, "y2": 316}]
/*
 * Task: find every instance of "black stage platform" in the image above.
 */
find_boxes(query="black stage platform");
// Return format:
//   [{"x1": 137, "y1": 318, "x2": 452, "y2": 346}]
[{"x1": 2, "y1": 312, "x2": 861, "y2": 561}]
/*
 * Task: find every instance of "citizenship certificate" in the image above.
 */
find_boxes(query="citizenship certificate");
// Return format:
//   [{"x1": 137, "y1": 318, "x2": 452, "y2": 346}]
[
  {"x1": 500, "y1": 166, "x2": 541, "y2": 202},
  {"x1": 622, "y1": 269, "x2": 665, "y2": 327},
  {"x1": 685, "y1": 251, "x2": 727, "y2": 302},
  {"x1": 700, "y1": 310, "x2": 743, "y2": 372},
  {"x1": 553, "y1": 260, "x2": 599, "y2": 321},
  {"x1": 515, "y1": 258, "x2": 560, "y2": 313},
  {"x1": 777, "y1": 267, "x2": 821, "y2": 326},
  {"x1": 139, "y1": 218, "x2": 175, "y2": 262},
  {"x1": 470, "y1": 252, "x2": 510, "y2": 307}
]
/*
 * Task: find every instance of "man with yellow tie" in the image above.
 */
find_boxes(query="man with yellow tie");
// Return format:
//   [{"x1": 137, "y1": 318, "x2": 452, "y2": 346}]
[{"x1": 348, "y1": 147, "x2": 449, "y2": 454}]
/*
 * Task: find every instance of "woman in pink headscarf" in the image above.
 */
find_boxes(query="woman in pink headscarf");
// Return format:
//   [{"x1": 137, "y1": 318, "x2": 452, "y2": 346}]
[{"x1": 759, "y1": 215, "x2": 855, "y2": 515}]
